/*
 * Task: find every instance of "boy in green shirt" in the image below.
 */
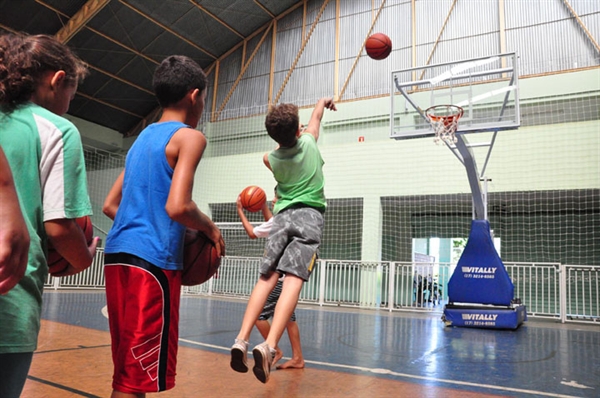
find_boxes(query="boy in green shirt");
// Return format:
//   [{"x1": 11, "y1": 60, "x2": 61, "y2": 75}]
[{"x1": 231, "y1": 97, "x2": 336, "y2": 383}]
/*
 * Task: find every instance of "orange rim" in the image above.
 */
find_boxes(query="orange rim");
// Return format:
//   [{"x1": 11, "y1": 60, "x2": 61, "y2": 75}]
[{"x1": 426, "y1": 105, "x2": 464, "y2": 126}]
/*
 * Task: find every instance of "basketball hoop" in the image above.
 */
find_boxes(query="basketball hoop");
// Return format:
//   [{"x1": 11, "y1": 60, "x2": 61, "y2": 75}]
[{"x1": 425, "y1": 105, "x2": 464, "y2": 144}]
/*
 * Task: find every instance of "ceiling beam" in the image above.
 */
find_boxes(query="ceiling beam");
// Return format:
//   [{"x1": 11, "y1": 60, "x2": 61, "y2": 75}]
[
  {"x1": 338, "y1": 0, "x2": 387, "y2": 101},
  {"x1": 210, "y1": 61, "x2": 221, "y2": 117},
  {"x1": 14, "y1": 4, "x2": 149, "y2": 128},
  {"x1": 0, "y1": 23, "x2": 19, "y2": 35},
  {"x1": 35, "y1": 0, "x2": 155, "y2": 95},
  {"x1": 498, "y1": 0, "x2": 507, "y2": 57},
  {"x1": 210, "y1": 0, "x2": 304, "y2": 65},
  {"x1": 273, "y1": 0, "x2": 330, "y2": 104},
  {"x1": 189, "y1": 0, "x2": 245, "y2": 39},
  {"x1": 119, "y1": 0, "x2": 217, "y2": 59},
  {"x1": 411, "y1": 0, "x2": 416, "y2": 80},
  {"x1": 213, "y1": 21, "x2": 274, "y2": 121},
  {"x1": 202, "y1": 0, "x2": 306, "y2": 111},
  {"x1": 86, "y1": 64, "x2": 154, "y2": 95},
  {"x1": 77, "y1": 92, "x2": 143, "y2": 118},
  {"x1": 561, "y1": 0, "x2": 600, "y2": 54},
  {"x1": 334, "y1": 0, "x2": 339, "y2": 100},
  {"x1": 35, "y1": 1, "x2": 159, "y2": 65},
  {"x1": 418, "y1": 0, "x2": 458, "y2": 80},
  {"x1": 268, "y1": 20, "x2": 277, "y2": 106},
  {"x1": 37, "y1": 0, "x2": 110, "y2": 44},
  {"x1": 253, "y1": 0, "x2": 275, "y2": 18}
]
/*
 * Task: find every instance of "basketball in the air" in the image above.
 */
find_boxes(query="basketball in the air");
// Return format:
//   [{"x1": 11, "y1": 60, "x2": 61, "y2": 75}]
[
  {"x1": 182, "y1": 229, "x2": 221, "y2": 286},
  {"x1": 240, "y1": 185, "x2": 267, "y2": 212},
  {"x1": 365, "y1": 33, "x2": 392, "y2": 60},
  {"x1": 47, "y1": 215, "x2": 94, "y2": 276}
]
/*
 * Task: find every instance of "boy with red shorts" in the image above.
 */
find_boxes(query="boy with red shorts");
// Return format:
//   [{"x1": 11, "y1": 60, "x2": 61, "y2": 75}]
[{"x1": 102, "y1": 55, "x2": 224, "y2": 397}]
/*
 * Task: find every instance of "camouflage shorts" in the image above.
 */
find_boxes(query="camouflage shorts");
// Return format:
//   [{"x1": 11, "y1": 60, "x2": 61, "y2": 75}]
[{"x1": 260, "y1": 206, "x2": 324, "y2": 281}]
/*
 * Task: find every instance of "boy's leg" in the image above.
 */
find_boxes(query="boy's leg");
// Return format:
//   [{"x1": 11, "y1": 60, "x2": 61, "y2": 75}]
[
  {"x1": 277, "y1": 320, "x2": 305, "y2": 369},
  {"x1": 252, "y1": 274, "x2": 303, "y2": 383},
  {"x1": 251, "y1": 207, "x2": 323, "y2": 382},
  {"x1": 231, "y1": 272, "x2": 279, "y2": 373},
  {"x1": 255, "y1": 320, "x2": 283, "y2": 366},
  {"x1": 0, "y1": 352, "x2": 33, "y2": 398},
  {"x1": 254, "y1": 278, "x2": 284, "y2": 365},
  {"x1": 254, "y1": 319, "x2": 270, "y2": 340},
  {"x1": 265, "y1": 274, "x2": 303, "y2": 351},
  {"x1": 237, "y1": 272, "x2": 280, "y2": 341}
]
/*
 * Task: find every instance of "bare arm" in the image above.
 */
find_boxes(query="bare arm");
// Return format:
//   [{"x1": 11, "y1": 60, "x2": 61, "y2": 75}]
[
  {"x1": 102, "y1": 170, "x2": 124, "y2": 221},
  {"x1": 260, "y1": 200, "x2": 273, "y2": 221},
  {"x1": 165, "y1": 127, "x2": 225, "y2": 256},
  {"x1": 263, "y1": 152, "x2": 272, "y2": 171},
  {"x1": 237, "y1": 196, "x2": 273, "y2": 239},
  {"x1": 237, "y1": 196, "x2": 258, "y2": 239},
  {"x1": 303, "y1": 97, "x2": 337, "y2": 142},
  {"x1": 45, "y1": 218, "x2": 98, "y2": 276},
  {"x1": 0, "y1": 148, "x2": 30, "y2": 294}
]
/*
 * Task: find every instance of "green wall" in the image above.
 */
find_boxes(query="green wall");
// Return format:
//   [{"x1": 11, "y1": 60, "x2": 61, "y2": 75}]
[{"x1": 88, "y1": 69, "x2": 599, "y2": 264}]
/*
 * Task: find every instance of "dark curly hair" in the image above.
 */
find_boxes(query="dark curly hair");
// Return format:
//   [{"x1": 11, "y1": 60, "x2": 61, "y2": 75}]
[
  {"x1": 0, "y1": 33, "x2": 88, "y2": 112},
  {"x1": 152, "y1": 55, "x2": 207, "y2": 108},
  {"x1": 265, "y1": 103, "x2": 299, "y2": 147}
]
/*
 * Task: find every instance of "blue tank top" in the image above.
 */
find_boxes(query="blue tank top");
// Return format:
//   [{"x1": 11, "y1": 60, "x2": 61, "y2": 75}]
[{"x1": 105, "y1": 121, "x2": 187, "y2": 270}]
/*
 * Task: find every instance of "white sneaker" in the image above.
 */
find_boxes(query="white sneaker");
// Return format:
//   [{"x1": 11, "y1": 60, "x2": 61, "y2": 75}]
[
  {"x1": 252, "y1": 342, "x2": 275, "y2": 383},
  {"x1": 230, "y1": 339, "x2": 249, "y2": 373}
]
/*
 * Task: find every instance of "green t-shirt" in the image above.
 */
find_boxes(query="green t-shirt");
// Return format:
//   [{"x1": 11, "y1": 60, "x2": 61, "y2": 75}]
[
  {"x1": 268, "y1": 133, "x2": 326, "y2": 214},
  {"x1": 0, "y1": 103, "x2": 92, "y2": 353}
]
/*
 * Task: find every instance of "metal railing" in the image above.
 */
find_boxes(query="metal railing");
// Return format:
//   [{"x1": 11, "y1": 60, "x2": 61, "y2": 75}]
[{"x1": 45, "y1": 250, "x2": 599, "y2": 324}]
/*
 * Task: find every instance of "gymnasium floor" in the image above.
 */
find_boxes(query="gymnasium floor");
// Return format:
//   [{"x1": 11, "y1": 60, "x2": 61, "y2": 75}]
[{"x1": 22, "y1": 291, "x2": 599, "y2": 397}]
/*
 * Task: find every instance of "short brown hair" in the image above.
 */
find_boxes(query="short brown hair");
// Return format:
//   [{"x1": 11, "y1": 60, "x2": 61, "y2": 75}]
[{"x1": 265, "y1": 103, "x2": 299, "y2": 147}]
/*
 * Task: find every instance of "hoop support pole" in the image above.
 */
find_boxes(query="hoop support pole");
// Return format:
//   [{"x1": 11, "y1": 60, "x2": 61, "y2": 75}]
[{"x1": 454, "y1": 135, "x2": 486, "y2": 220}]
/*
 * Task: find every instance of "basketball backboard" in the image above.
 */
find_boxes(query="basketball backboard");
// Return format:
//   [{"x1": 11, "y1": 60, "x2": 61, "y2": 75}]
[{"x1": 390, "y1": 53, "x2": 520, "y2": 140}]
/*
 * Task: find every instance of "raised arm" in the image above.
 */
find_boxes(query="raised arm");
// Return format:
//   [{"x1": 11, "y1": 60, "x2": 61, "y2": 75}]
[{"x1": 303, "y1": 97, "x2": 337, "y2": 142}]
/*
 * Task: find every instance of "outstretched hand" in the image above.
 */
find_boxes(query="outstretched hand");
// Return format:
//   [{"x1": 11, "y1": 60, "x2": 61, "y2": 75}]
[{"x1": 322, "y1": 97, "x2": 337, "y2": 111}]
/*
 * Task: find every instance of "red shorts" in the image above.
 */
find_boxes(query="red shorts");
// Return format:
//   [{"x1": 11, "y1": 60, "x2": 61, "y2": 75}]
[{"x1": 104, "y1": 253, "x2": 182, "y2": 394}]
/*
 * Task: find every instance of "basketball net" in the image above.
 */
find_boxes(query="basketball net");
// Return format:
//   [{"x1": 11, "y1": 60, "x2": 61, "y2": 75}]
[{"x1": 425, "y1": 105, "x2": 464, "y2": 145}]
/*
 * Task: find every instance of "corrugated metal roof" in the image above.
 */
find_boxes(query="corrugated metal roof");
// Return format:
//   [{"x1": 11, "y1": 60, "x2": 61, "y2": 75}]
[{"x1": 0, "y1": 0, "x2": 303, "y2": 137}]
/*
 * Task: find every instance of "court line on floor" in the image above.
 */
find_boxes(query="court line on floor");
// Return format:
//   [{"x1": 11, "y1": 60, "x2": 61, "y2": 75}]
[
  {"x1": 34, "y1": 344, "x2": 111, "y2": 354},
  {"x1": 179, "y1": 338, "x2": 580, "y2": 398},
  {"x1": 27, "y1": 375, "x2": 101, "y2": 398}
]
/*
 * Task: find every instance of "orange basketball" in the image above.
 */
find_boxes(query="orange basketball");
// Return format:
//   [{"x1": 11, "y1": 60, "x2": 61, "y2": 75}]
[
  {"x1": 240, "y1": 185, "x2": 267, "y2": 212},
  {"x1": 366, "y1": 33, "x2": 392, "y2": 60},
  {"x1": 182, "y1": 228, "x2": 221, "y2": 286},
  {"x1": 47, "y1": 215, "x2": 94, "y2": 276}
]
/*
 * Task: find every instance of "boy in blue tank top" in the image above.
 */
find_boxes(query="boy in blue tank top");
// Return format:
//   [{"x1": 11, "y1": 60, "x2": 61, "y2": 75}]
[
  {"x1": 231, "y1": 97, "x2": 336, "y2": 384},
  {"x1": 103, "y1": 55, "x2": 224, "y2": 397}
]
